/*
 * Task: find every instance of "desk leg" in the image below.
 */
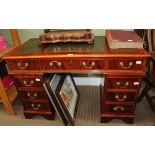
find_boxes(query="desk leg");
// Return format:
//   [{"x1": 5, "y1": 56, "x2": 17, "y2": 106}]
[{"x1": 0, "y1": 78, "x2": 16, "y2": 115}]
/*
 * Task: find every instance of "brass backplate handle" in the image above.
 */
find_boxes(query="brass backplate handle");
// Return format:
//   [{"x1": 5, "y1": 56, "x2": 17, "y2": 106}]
[
  {"x1": 82, "y1": 61, "x2": 95, "y2": 69},
  {"x1": 116, "y1": 81, "x2": 129, "y2": 88},
  {"x1": 115, "y1": 94, "x2": 127, "y2": 101},
  {"x1": 49, "y1": 61, "x2": 62, "y2": 67},
  {"x1": 23, "y1": 80, "x2": 34, "y2": 86},
  {"x1": 17, "y1": 62, "x2": 29, "y2": 69},
  {"x1": 31, "y1": 104, "x2": 40, "y2": 110},
  {"x1": 113, "y1": 106, "x2": 125, "y2": 111},
  {"x1": 120, "y1": 61, "x2": 133, "y2": 69},
  {"x1": 27, "y1": 93, "x2": 38, "y2": 99}
]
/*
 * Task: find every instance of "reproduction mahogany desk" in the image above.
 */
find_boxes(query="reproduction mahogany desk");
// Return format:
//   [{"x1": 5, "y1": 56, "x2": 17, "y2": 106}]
[{"x1": 3, "y1": 36, "x2": 150, "y2": 124}]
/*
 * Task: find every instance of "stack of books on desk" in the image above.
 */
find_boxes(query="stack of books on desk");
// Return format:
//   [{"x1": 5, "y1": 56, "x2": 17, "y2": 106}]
[{"x1": 106, "y1": 30, "x2": 144, "y2": 49}]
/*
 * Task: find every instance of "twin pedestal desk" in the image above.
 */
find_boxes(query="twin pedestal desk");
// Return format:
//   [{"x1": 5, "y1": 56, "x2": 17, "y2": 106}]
[{"x1": 4, "y1": 37, "x2": 150, "y2": 124}]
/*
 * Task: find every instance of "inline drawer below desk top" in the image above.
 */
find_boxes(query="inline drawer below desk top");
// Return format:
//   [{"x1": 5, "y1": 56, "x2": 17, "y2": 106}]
[{"x1": 3, "y1": 36, "x2": 150, "y2": 75}]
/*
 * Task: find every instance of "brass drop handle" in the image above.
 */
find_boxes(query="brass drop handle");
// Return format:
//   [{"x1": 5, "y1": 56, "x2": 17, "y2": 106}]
[
  {"x1": 49, "y1": 61, "x2": 62, "y2": 67},
  {"x1": 31, "y1": 104, "x2": 40, "y2": 110},
  {"x1": 17, "y1": 62, "x2": 29, "y2": 69},
  {"x1": 23, "y1": 80, "x2": 34, "y2": 86},
  {"x1": 115, "y1": 95, "x2": 127, "y2": 101},
  {"x1": 119, "y1": 62, "x2": 133, "y2": 69},
  {"x1": 27, "y1": 93, "x2": 38, "y2": 99},
  {"x1": 113, "y1": 106, "x2": 125, "y2": 111},
  {"x1": 82, "y1": 61, "x2": 95, "y2": 69},
  {"x1": 116, "y1": 81, "x2": 129, "y2": 88}
]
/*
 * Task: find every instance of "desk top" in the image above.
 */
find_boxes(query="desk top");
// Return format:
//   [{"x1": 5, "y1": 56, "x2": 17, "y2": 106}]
[{"x1": 4, "y1": 37, "x2": 150, "y2": 59}]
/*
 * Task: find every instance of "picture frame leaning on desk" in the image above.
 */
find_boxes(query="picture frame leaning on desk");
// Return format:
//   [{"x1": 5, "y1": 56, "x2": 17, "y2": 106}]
[{"x1": 44, "y1": 74, "x2": 79, "y2": 126}]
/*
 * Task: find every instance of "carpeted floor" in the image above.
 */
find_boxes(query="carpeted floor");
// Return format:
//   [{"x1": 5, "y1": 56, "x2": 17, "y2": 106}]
[{"x1": 0, "y1": 86, "x2": 154, "y2": 126}]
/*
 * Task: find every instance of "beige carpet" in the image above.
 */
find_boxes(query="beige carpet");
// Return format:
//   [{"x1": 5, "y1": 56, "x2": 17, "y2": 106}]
[{"x1": 0, "y1": 86, "x2": 154, "y2": 126}]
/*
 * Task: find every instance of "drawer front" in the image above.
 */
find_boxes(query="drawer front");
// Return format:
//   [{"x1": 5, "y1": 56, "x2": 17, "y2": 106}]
[
  {"x1": 23, "y1": 100, "x2": 51, "y2": 111},
  {"x1": 19, "y1": 90, "x2": 48, "y2": 101},
  {"x1": 72, "y1": 59, "x2": 105, "y2": 70},
  {"x1": 39, "y1": 58, "x2": 105, "y2": 71},
  {"x1": 7, "y1": 60, "x2": 38, "y2": 70},
  {"x1": 103, "y1": 104, "x2": 134, "y2": 114},
  {"x1": 106, "y1": 77, "x2": 141, "y2": 89},
  {"x1": 104, "y1": 92, "x2": 137, "y2": 102},
  {"x1": 38, "y1": 59, "x2": 70, "y2": 70},
  {"x1": 14, "y1": 75, "x2": 44, "y2": 88},
  {"x1": 108, "y1": 59, "x2": 144, "y2": 70}
]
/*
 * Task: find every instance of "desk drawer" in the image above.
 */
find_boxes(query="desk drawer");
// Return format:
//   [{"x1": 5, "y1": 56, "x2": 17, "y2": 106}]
[
  {"x1": 103, "y1": 104, "x2": 134, "y2": 114},
  {"x1": 39, "y1": 58, "x2": 105, "y2": 71},
  {"x1": 19, "y1": 90, "x2": 48, "y2": 101},
  {"x1": 72, "y1": 59, "x2": 105, "y2": 70},
  {"x1": 7, "y1": 60, "x2": 38, "y2": 70},
  {"x1": 108, "y1": 59, "x2": 144, "y2": 70},
  {"x1": 106, "y1": 77, "x2": 141, "y2": 89},
  {"x1": 23, "y1": 100, "x2": 51, "y2": 111},
  {"x1": 104, "y1": 92, "x2": 136, "y2": 102},
  {"x1": 39, "y1": 59, "x2": 70, "y2": 70},
  {"x1": 14, "y1": 75, "x2": 44, "y2": 88}
]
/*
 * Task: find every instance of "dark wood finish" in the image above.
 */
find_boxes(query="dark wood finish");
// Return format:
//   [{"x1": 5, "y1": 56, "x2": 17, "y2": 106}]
[
  {"x1": 13, "y1": 74, "x2": 55, "y2": 120},
  {"x1": 18, "y1": 90, "x2": 48, "y2": 101},
  {"x1": 22, "y1": 100, "x2": 52, "y2": 111},
  {"x1": 106, "y1": 77, "x2": 141, "y2": 89},
  {"x1": 104, "y1": 92, "x2": 137, "y2": 102},
  {"x1": 103, "y1": 104, "x2": 134, "y2": 114},
  {"x1": 108, "y1": 59, "x2": 146, "y2": 71},
  {"x1": 3, "y1": 36, "x2": 150, "y2": 123},
  {"x1": 14, "y1": 75, "x2": 44, "y2": 88},
  {"x1": 24, "y1": 111, "x2": 55, "y2": 120},
  {"x1": 7, "y1": 60, "x2": 39, "y2": 70}
]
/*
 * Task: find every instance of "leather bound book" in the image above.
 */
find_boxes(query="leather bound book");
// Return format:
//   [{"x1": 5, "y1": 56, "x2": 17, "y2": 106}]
[{"x1": 106, "y1": 30, "x2": 144, "y2": 49}]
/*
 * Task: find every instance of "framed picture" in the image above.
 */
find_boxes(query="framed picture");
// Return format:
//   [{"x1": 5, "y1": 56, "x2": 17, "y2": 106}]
[
  {"x1": 43, "y1": 74, "x2": 79, "y2": 126},
  {"x1": 55, "y1": 74, "x2": 79, "y2": 126},
  {"x1": 43, "y1": 74, "x2": 69, "y2": 126}
]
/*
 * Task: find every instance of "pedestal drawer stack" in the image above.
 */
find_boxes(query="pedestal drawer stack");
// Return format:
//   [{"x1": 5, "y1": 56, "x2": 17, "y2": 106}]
[
  {"x1": 14, "y1": 75, "x2": 55, "y2": 120},
  {"x1": 101, "y1": 58, "x2": 146, "y2": 124}
]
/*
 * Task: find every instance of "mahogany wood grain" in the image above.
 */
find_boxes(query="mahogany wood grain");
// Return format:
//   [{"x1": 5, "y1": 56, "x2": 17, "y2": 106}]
[
  {"x1": 18, "y1": 90, "x2": 48, "y2": 101},
  {"x1": 3, "y1": 36, "x2": 150, "y2": 123},
  {"x1": 14, "y1": 75, "x2": 44, "y2": 88},
  {"x1": 106, "y1": 77, "x2": 141, "y2": 89},
  {"x1": 24, "y1": 111, "x2": 55, "y2": 120},
  {"x1": 23, "y1": 100, "x2": 52, "y2": 111},
  {"x1": 103, "y1": 104, "x2": 134, "y2": 114},
  {"x1": 104, "y1": 92, "x2": 137, "y2": 102}
]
